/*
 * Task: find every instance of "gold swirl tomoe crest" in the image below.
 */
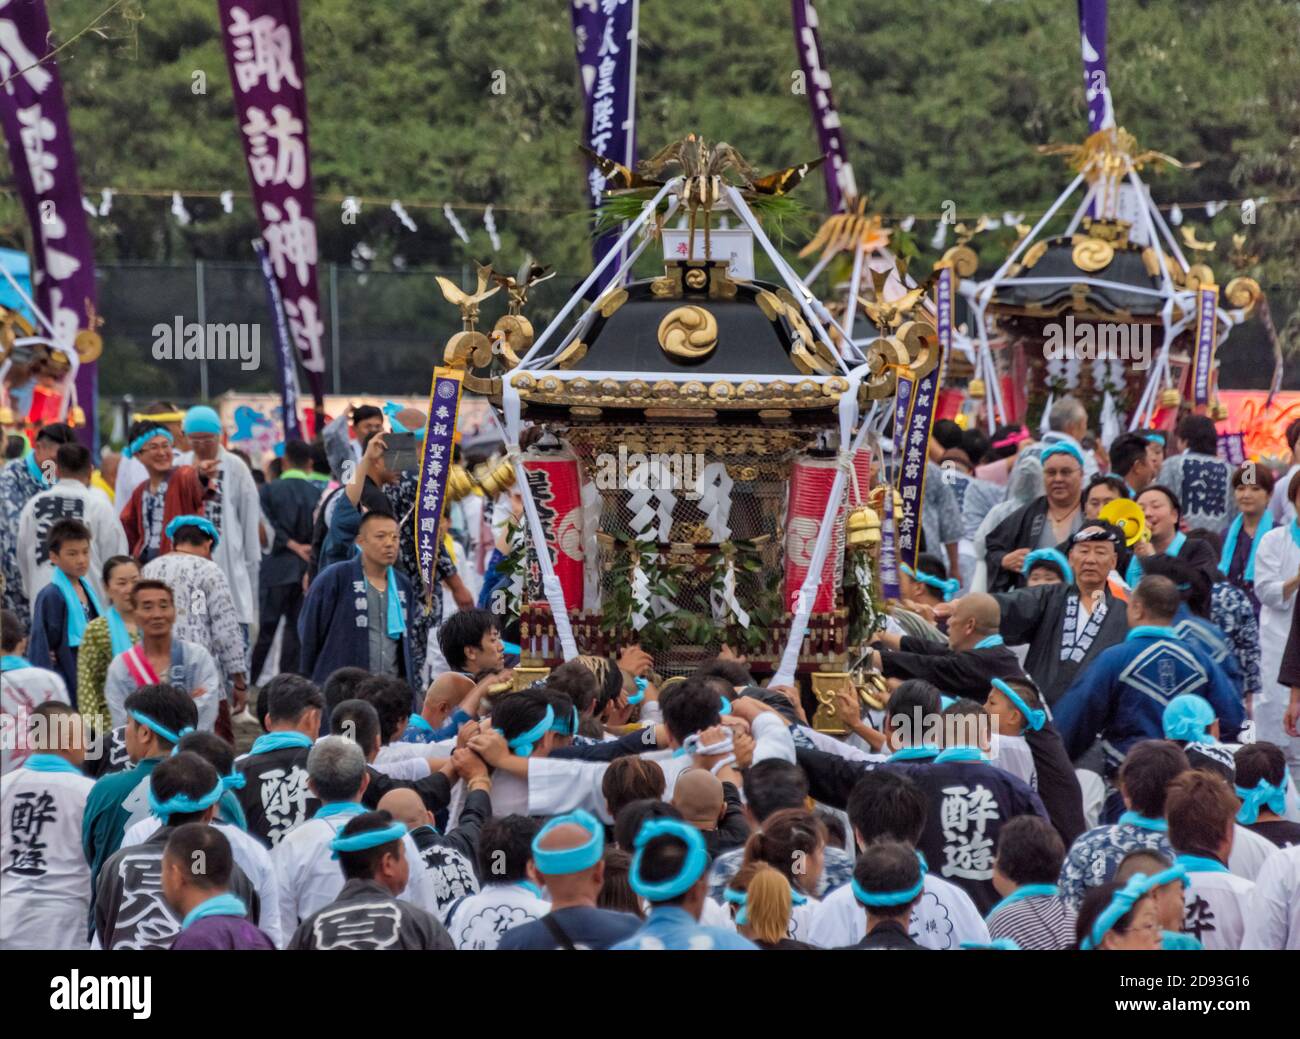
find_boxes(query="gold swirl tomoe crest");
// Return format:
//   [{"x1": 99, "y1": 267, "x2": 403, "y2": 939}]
[
  {"x1": 658, "y1": 304, "x2": 718, "y2": 361},
  {"x1": 1071, "y1": 238, "x2": 1114, "y2": 273}
]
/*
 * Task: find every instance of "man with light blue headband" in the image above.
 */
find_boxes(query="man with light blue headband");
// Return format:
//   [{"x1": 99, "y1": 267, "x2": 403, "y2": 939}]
[
  {"x1": 83, "y1": 682, "x2": 199, "y2": 890},
  {"x1": 985, "y1": 428, "x2": 1086, "y2": 594},
  {"x1": 498, "y1": 809, "x2": 641, "y2": 949},
  {"x1": 271, "y1": 735, "x2": 439, "y2": 946},
  {"x1": 288, "y1": 809, "x2": 453, "y2": 950},
  {"x1": 120, "y1": 418, "x2": 212, "y2": 564},
  {"x1": 612, "y1": 809, "x2": 756, "y2": 949},
  {"x1": 840, "y1": 840, "x2": 928, "y2": 949},
  {"x1": 93, "y1": 751, "x2": 261, "y2": 950},
  {"x1": 1233, "y1": 742, "x2": 1300, "y2": 848}
]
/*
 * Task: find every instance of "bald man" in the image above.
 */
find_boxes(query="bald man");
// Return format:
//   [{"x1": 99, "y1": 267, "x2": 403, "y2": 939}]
[
  {"x1": 874, "y1": 593, "x2": 1087, "y2": 845},
  {"x1": 378, "y1": 747, "x2": 492, "y2": 923},
  {"x1": 871, "y1": 593, "x2": 1026, "y2": 701},
  {"x1": 497, "y1": 810, "x2": 641, "y2": 950},
  {"x1": 672, "y1": 767, "x2": 752, "y2": 856}
]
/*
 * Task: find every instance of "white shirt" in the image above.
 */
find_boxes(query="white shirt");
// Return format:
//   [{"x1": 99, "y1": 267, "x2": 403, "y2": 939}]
[
  {"x1": 807, "y1": 872, "x2": 990, "y2": 950},
  {"x1": 121, "y1": 816, "x2": 282, "y2": 946},
  {"x1": 1, "y1": 666, "x2": 71, "y2": 775},
  {"x1": 270, "y1": 810, "x2": 436, "y2": 948},
  {"x1": 178, "y1": 447, "x2": 262, "y2": 626},
  {"x1": 17, "y1": 478, "x2": 128, "y2": 603},
  {"x1": 446, "y1": 881, "x2": 551, "y2": 950},
  {"x1": 0, "y1": 763, "x2": 95, "y2": 949},
  {"x1": 525, "y1": 751, "x2": 696, "y2": 824},
  {"x1": 1242, "y1": 845, "x2": 1300, "y2": 949},
  {"x1": 1269, "y1": 463, "x2": 1300, "y2": 524},
  {"x1": 1228, "y1": 823, "x2": 1279, "y2": 881},
  {"x1": 990, "y1": 733, "x2": 1037, "y2": 790},
  {"x1": 1181, "y1": 866, "x2": 1254, "y2": 950}
]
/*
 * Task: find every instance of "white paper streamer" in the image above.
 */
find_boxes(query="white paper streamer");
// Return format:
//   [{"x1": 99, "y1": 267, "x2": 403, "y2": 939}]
[
  {"x1": 899, "y1": 215, "x2": 915, "y2": 232},
  {"x1": 392, "y1": 200, "x2": 419, "y2": 233},
  {"x1": 170, "y1": 192, "x2": 191, "y2": 226},
  {"x1": 1002, "y1": 211, "x2": 1024, "y2": 226},
  {"x1": 82, "y1": 196, "x2": 97, "y2": 217},
  {"x1": 580, "y1": 480, "x2": 601, "y2": 610},
  {"x1": 695, "y1": 461, "x2": 733, "y2": 542},
  {"x1": 1100, "y1": 390, "x2": 1121, "y2": 449},
  {"x1": 930, "y1": 221, "x2": 949, "y2": 250},
  {"x1": 712, "y1": 557, "x2": 750, "y2": 630},
  {"x1": 443, "y1": 204, "x2": 470, "y2": 243},
  {"x1": 220, "y1": 190, "x2": 234, "y2": 214},
  {"x1": 98, "y1": 188, "x2": 114, "y2": 216},
  {"x1": 1169, "y1": 204, "x2": 1183, "y2": 226},
  {"x1": 483, "y1": 204, "x2": 501, "y2": 252},
  {"x1": 1040, "y1": 392, "x2": 1055, "y2": 435}
]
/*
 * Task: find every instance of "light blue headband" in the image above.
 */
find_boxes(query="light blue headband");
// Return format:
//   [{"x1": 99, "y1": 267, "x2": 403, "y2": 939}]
[
  {"x1": 990, "y1": 678, "x2": 1046, "y2": 732},
  {"x1": 900, "y1": 563, "x2": 960, "y2": 601},
  {"x1": 382, "y1": 401, "x2": 425, "y2": 439},
  {"x1": 497, "y1": 704, "x2": 555, "y2": 757},
  {"x1": 330, "y1": 821, "x2": 409, "y2": 859},
  {"x1": 1236, "y1": 768, "x2": 1291, "y2": 825},
  {"x1": 550, "y1": 706, "x2": 581, "y2": 738},
  {"x1": 165, "y1": 514, "x2": 221, "y2": 548},
  {"x1": 1143, "y1": 433, "x2": 1165, "y2": 445},
  {"x1": 1040, "y1": 442, "x2": 1086, "y2": 469},
  {"x1": 629, "y1": 818, "x2": 710, "y2": 902},
  {"x1": 221, "y1": 770, "x2": 246, "y2": 792},
  {"x1": 961, "y1": 938, "x2": 1021, "y2": 950},
  {"x1": 723, "y1": 882, "x2": 808, "y2": 925},
  {"x1": 129, "y1": 709, "x2": 194, "y2": 747},
  {"x1": 127, "y1": 427, "x2": 174, "y2": 458},
  {"x1": 1162, "y1": 694, "x2": 1216, "y2": 743},
  {"x1": 627, "y1": 676, "x2": 648, "y2": 706},
  {"x1": 531, "y1": 809, "x2": 604, "y2": 875},
  {"x1": 149, "y1": 775, "x2": 224, "y2": 823},
  {"x1": 719, "y1": 696, "x2": 732, "y2": 715},
  {"x1": 1022, "y1": 548, "x2": 1074, "y2": 585},
  {"x1": 182, "y1": 406, "x2": 222, "y2": 436},
  {"x1": 850, "y1": 851, "x2": 928, "y2": 907},
  {"x1": 1080, "y1": 872, "x2": 1159, "y2": 950}
]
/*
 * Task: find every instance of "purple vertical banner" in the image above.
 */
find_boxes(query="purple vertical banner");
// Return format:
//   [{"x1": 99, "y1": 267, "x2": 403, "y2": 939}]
[
  {"x1": 218, "y1": 0, "x2": 325, "y2": 412},
  {"x1": 1077, "y1": 0, "x2": 1112, "y2": 132},
  {"x1": 0, "y1": 0, "x2": 100, "y2": 445},
  {"x1": 896, "y1": 346, "x2": 943, "y2": 571},
  {"x1": 251, "y1": 238, "x2": 301, "y2": 442},
  {"x1": 1191, "y1": 285, "x2": 1219, "y2": 406},
  {"x1": 571, "y1": 0, "x2": 637, "y2": 288},
  {"x1": 934, "y1": 266, "x2": 953, "y2": 386},
  {"x1": 891, "y1": 373, "x2": 914, "y2": 482},
  {"x1": 414, "y1": 368, "x2": 464, "y2": 602},
  {"x1": 791, "y1": 0, "x2": 856, "y2": 213}
]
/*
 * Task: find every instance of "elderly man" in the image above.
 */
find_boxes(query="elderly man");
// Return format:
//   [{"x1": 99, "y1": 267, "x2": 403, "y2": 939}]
[
  {"x1": 119, "y1": 420, "x2": 213, "y2": 563},
  {"x1": 983, "y1": 521, "x2": 1131, "y2": 705},
  {"x1": 177, "y1": 406, "x2": 261, "y2": 640},
  {"x1": 0, "y1": 422, "x2": 77, "y2": 617},
  {"x1": 985, "y1": 437, "x2": 1087, "y2": 594},
  {"x1": 498, "y1": 810, "x2": 641, "y2": 950}
]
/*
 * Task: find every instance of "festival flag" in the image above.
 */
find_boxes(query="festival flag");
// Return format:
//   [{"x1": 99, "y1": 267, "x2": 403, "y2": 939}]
[
  {"x1": 218, "y1": 0, "x2": 326, "y2": 411},
  {"x1": 251, "y1": 238, "x2": 302, "y2": 442},
  {"x1": 879, "y1": 482, "x2": 901, "y2": 601},
  {"x1": 896, "y1": 337, "x2": 943, "y2": 572},
  {"x1": 790, "y1": 0, "x2": 857, "y2": 213},
  {"x1": 570, "y1": 0, "x2": 638, "y2": 286},
  {"x1": 414, "y1": 367, "x2": 465, "y2": 603},
  {"x1": 1077, "y1": 0, "x2": 1113, "y2": 131},
  {"x1": 1191, "y1": 283, "x2": 1219, "y2": 407},
  {"x1": 0, "y1": 0, "x2": 100, "y2": 444}
]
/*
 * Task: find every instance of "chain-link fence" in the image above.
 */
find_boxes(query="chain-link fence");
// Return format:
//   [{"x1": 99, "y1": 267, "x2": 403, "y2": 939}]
[{"x1": 91, "y1": 260, "x2": 1298, "y2": 409}]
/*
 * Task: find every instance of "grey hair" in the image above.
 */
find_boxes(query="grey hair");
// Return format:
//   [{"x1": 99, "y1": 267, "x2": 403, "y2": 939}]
[
  {"x1": 1048, "y1": 396, "x2": 1087, "y2": 433},
  {"x1": 307, "y1": 735, "x2": 367, "y2": 802}
]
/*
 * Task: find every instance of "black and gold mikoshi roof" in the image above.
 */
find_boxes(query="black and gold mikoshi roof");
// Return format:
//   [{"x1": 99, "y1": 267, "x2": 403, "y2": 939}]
[{"x1": 988, "y1": 220, "x2": 1168, "y2": 321}]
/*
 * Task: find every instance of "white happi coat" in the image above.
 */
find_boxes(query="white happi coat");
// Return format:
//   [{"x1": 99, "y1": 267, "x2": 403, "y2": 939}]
[
  {"x1": 1181, "y1": 867, "x2": 1254, "y2": 950},
  {"x1": 16, "y1": 479, "x2": 128, "y2": 603},
  {"x1": 179, "y1": 447, "x2": 262, "y2": 626},
  {"x1": 1, "y1": 665, "x2": 71, "y2": 775},
  {"x1": 0, "y1": 763, "x2": 95, "y2": 949},
  {"x1": 447, "y1": 880, "x2": 552, "y2": 950},
  {"x1": 1254, "y1": 524, "x2": 1300, "y2": 764},
  {"x1": 1242, "y1": 844, "x2": 1300, "y2": 950},
  {"x1": 807, "y1": 872, "x2": 991, "y2": 950},
  {"x1": 270, "y1": 812, "x2": 438, "y2": 948},
  {"x1": 121, "y1": 816, "x2": 283, "y2": 947}
]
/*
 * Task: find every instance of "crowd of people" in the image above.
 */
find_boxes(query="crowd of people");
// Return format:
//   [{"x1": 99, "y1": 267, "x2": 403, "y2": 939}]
[{"x1": 2, "y1": 395, "x2": 1299, "y2": 952}]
